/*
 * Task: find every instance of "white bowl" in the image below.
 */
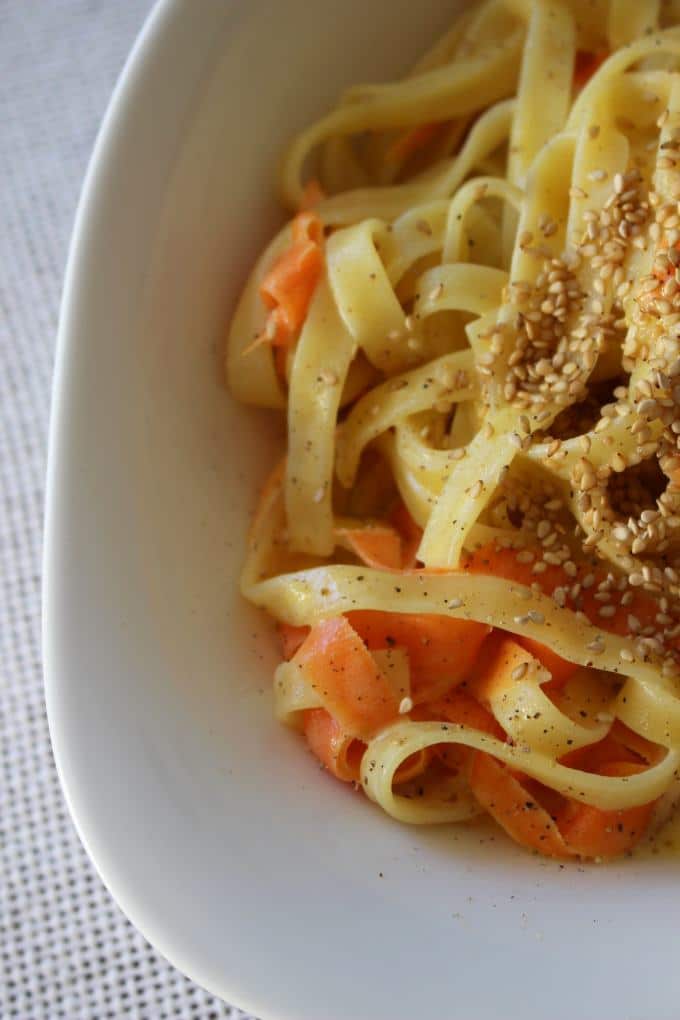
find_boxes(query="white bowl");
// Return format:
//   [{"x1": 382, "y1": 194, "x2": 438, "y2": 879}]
[{"x1": 44, "y1": 2, "x2": 680, "y2": 1017}]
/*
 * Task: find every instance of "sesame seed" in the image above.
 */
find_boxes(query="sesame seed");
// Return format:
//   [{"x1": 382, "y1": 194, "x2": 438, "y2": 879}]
[{"x1": 511, "y1": 662, "x2": 528, "y2": 681}]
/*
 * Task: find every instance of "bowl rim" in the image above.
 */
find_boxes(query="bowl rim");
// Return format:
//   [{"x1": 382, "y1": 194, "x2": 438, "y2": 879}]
[{"x1": 41, "y1": 0, "x2": 254, "y2": 1010}]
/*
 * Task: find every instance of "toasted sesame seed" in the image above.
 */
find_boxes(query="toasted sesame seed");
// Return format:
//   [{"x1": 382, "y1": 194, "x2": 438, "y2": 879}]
[{"x1": 511, "y1": 662, "x2": 528, "y2": 681}]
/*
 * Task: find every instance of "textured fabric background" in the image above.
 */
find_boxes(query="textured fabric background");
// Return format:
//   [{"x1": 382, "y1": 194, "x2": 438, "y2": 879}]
[{"x1": 0, "y1": 3, "x2": 254, "y2": 1017}]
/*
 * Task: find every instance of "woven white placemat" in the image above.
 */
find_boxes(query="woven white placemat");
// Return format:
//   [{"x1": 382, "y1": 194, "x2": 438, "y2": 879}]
[{"x1": 0, "y1": 2, "x2": 255, "y2": 1017}]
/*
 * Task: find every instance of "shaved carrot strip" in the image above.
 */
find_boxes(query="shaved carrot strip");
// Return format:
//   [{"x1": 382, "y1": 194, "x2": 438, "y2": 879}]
[
  {"x1": 414, "y1": 690, "x2": 503, "y2": 774},
  {"x1": 303, "y1": 708, "x2": 364, "y2": 781},
  {"x1": 425, "y1": 689, "x2": 505, "y2": 739},
  {"x1": 292, "y1": 617, "x2": 400, "y2": 739},
  {"x1": 244, "y1": 211, "x2": 323, "y2": 357},
  {"x1": 464, "y1": 540, "x2": 659, "y2": 640},
  {"x1": 299, "y1": 178, "x2": 326, "y2": 211},
  {"x1": 464, "y1": 541, "x2": 571, "y2": 596},
  {"x1": 467, "y1": 637, "x2": 543, "y2": 709},
  {"x1": 516, "y1": 636, "x2": 577, "y2": 688},
  {"x1": 278, "y1": 623, "x2": 310, "y2": 661},
  {"x1": 249, "y1": 459, "x2": 286, "y2": 542},
  {"x1": 609, "y1": 720, "x2": 664, "y2": 764},
  {"x1": 560, "y1": 730, "x2": 644, "y2": 772},
  {"x1": 348, "y1": 611, "x2": 491, "y2": 702},
  {"x1": 573, "y1": 49, "x2": 608, "y2": 92},
  {"x1": 304, "y1": 707, "x2": 428, "y2": 783},
  {"x1": 335, "y1": 521, "x2": 403, "y2": 570},
  {"x1": 469, "y1": 752, "x2": 573, "y2": 859},
  {"x1": 387, "y1": 122, "x2": 447, "y2": 164},
  {"x1": 273, "y1": 343, "x2": 288, "y2": 385},
  {"x1": 390, "y1": 502, "x2": 423, "y2": 568},
  {"x1": 556, "y1": 762, "x2": 656, "y2": 858}
]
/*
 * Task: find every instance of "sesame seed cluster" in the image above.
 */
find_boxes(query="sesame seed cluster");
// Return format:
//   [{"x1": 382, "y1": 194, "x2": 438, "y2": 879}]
[{"x1": 480, "y1": 155, "x2": 680, "y2": 676}]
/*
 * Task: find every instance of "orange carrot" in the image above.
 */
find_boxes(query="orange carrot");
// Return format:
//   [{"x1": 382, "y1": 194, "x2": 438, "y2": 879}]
[
  {"x1": 425, "y1": 689, "x2": 505, "y2": 739},
  {"x1": 387, "y1": 122, "x2": 447, "y2": 164},
  {"x1": 469, "y1": 752, "x2": 573, "y2": 859},
  {"x1": 244, "y1": 211, "x2": 324, "y2": 356},
  {"x1": 573, "y1": 50, "x2": 608, "y2": 92},
  {"x1": 292, "y1": 617, "x2": 401, "y2": 739},
  {"x1": 555, "y1": 761, "x2": 656, "y2": 858},
  {"x1": 278, "y1": 623, "x2": 310, "y2": 661},
  {"x1": 609, "y1": 720, "x2": 663, "y2": 764},
  {"x1": 304, "y1": 706, "x2": 428, "y2": 783},
  {"x1": 516, "y1": 636, "x2": 577, "y2": 688},
  {"x1": 464, "y1": 541, "x2": 572, "y2": 596},
  {"x1": 335, "y1": 521, "x2": 403, "y2": 570},
  {"x1": 273, "y1": 343, "x2": 288, "y2": 385},
  {"x1": 389, "y1": 502, "x2": 423, "y2": 568},
  {"x1": 249, "y1": 459, "x2": 286, "y2": 543},
  {"x1": 464, "y1": 540, "x2": 659, "y2": 643},
  {"x1": 417, "y1": 689, "x2": 503, "y2": 774},
  {"x1": 299, "y1": 178, "x2": 326, "y2": 211},
  {"x1": 303, "y1": 708, "x2": 364, "y2": 782},
  {"x1": 467, "y1": 637, "x2": 542, "y2": 709},
  {"x1": 558, "y1": 733, "x2": 656, "y2": 856},
  {"x1": 560, "y1": 728, "x2": 645, "y2": 772},
  {"x1": 348, "y1": 611, "x2": 491, "y2": 702}
]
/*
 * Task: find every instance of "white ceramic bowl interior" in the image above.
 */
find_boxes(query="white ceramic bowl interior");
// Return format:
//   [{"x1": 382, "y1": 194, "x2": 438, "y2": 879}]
[{"x1": 45, "y1": 2, "x2": 680, "y2": 1018}]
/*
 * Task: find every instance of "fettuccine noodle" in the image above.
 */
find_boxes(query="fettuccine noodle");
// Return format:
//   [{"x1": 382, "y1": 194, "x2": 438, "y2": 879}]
[{"x1": 226, "y1": 0, "x2": 680, "y2": 861}]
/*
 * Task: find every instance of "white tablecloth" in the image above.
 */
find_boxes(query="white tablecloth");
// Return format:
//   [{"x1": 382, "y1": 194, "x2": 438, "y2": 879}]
[{"x1": 0, "y1": 3, "x2": 253, "y2": 1016}]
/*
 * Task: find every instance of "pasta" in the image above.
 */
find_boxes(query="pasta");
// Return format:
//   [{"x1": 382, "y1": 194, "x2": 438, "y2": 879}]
[{"x1": 226, "y1": 0, "x2": 680, "y2": 860}]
